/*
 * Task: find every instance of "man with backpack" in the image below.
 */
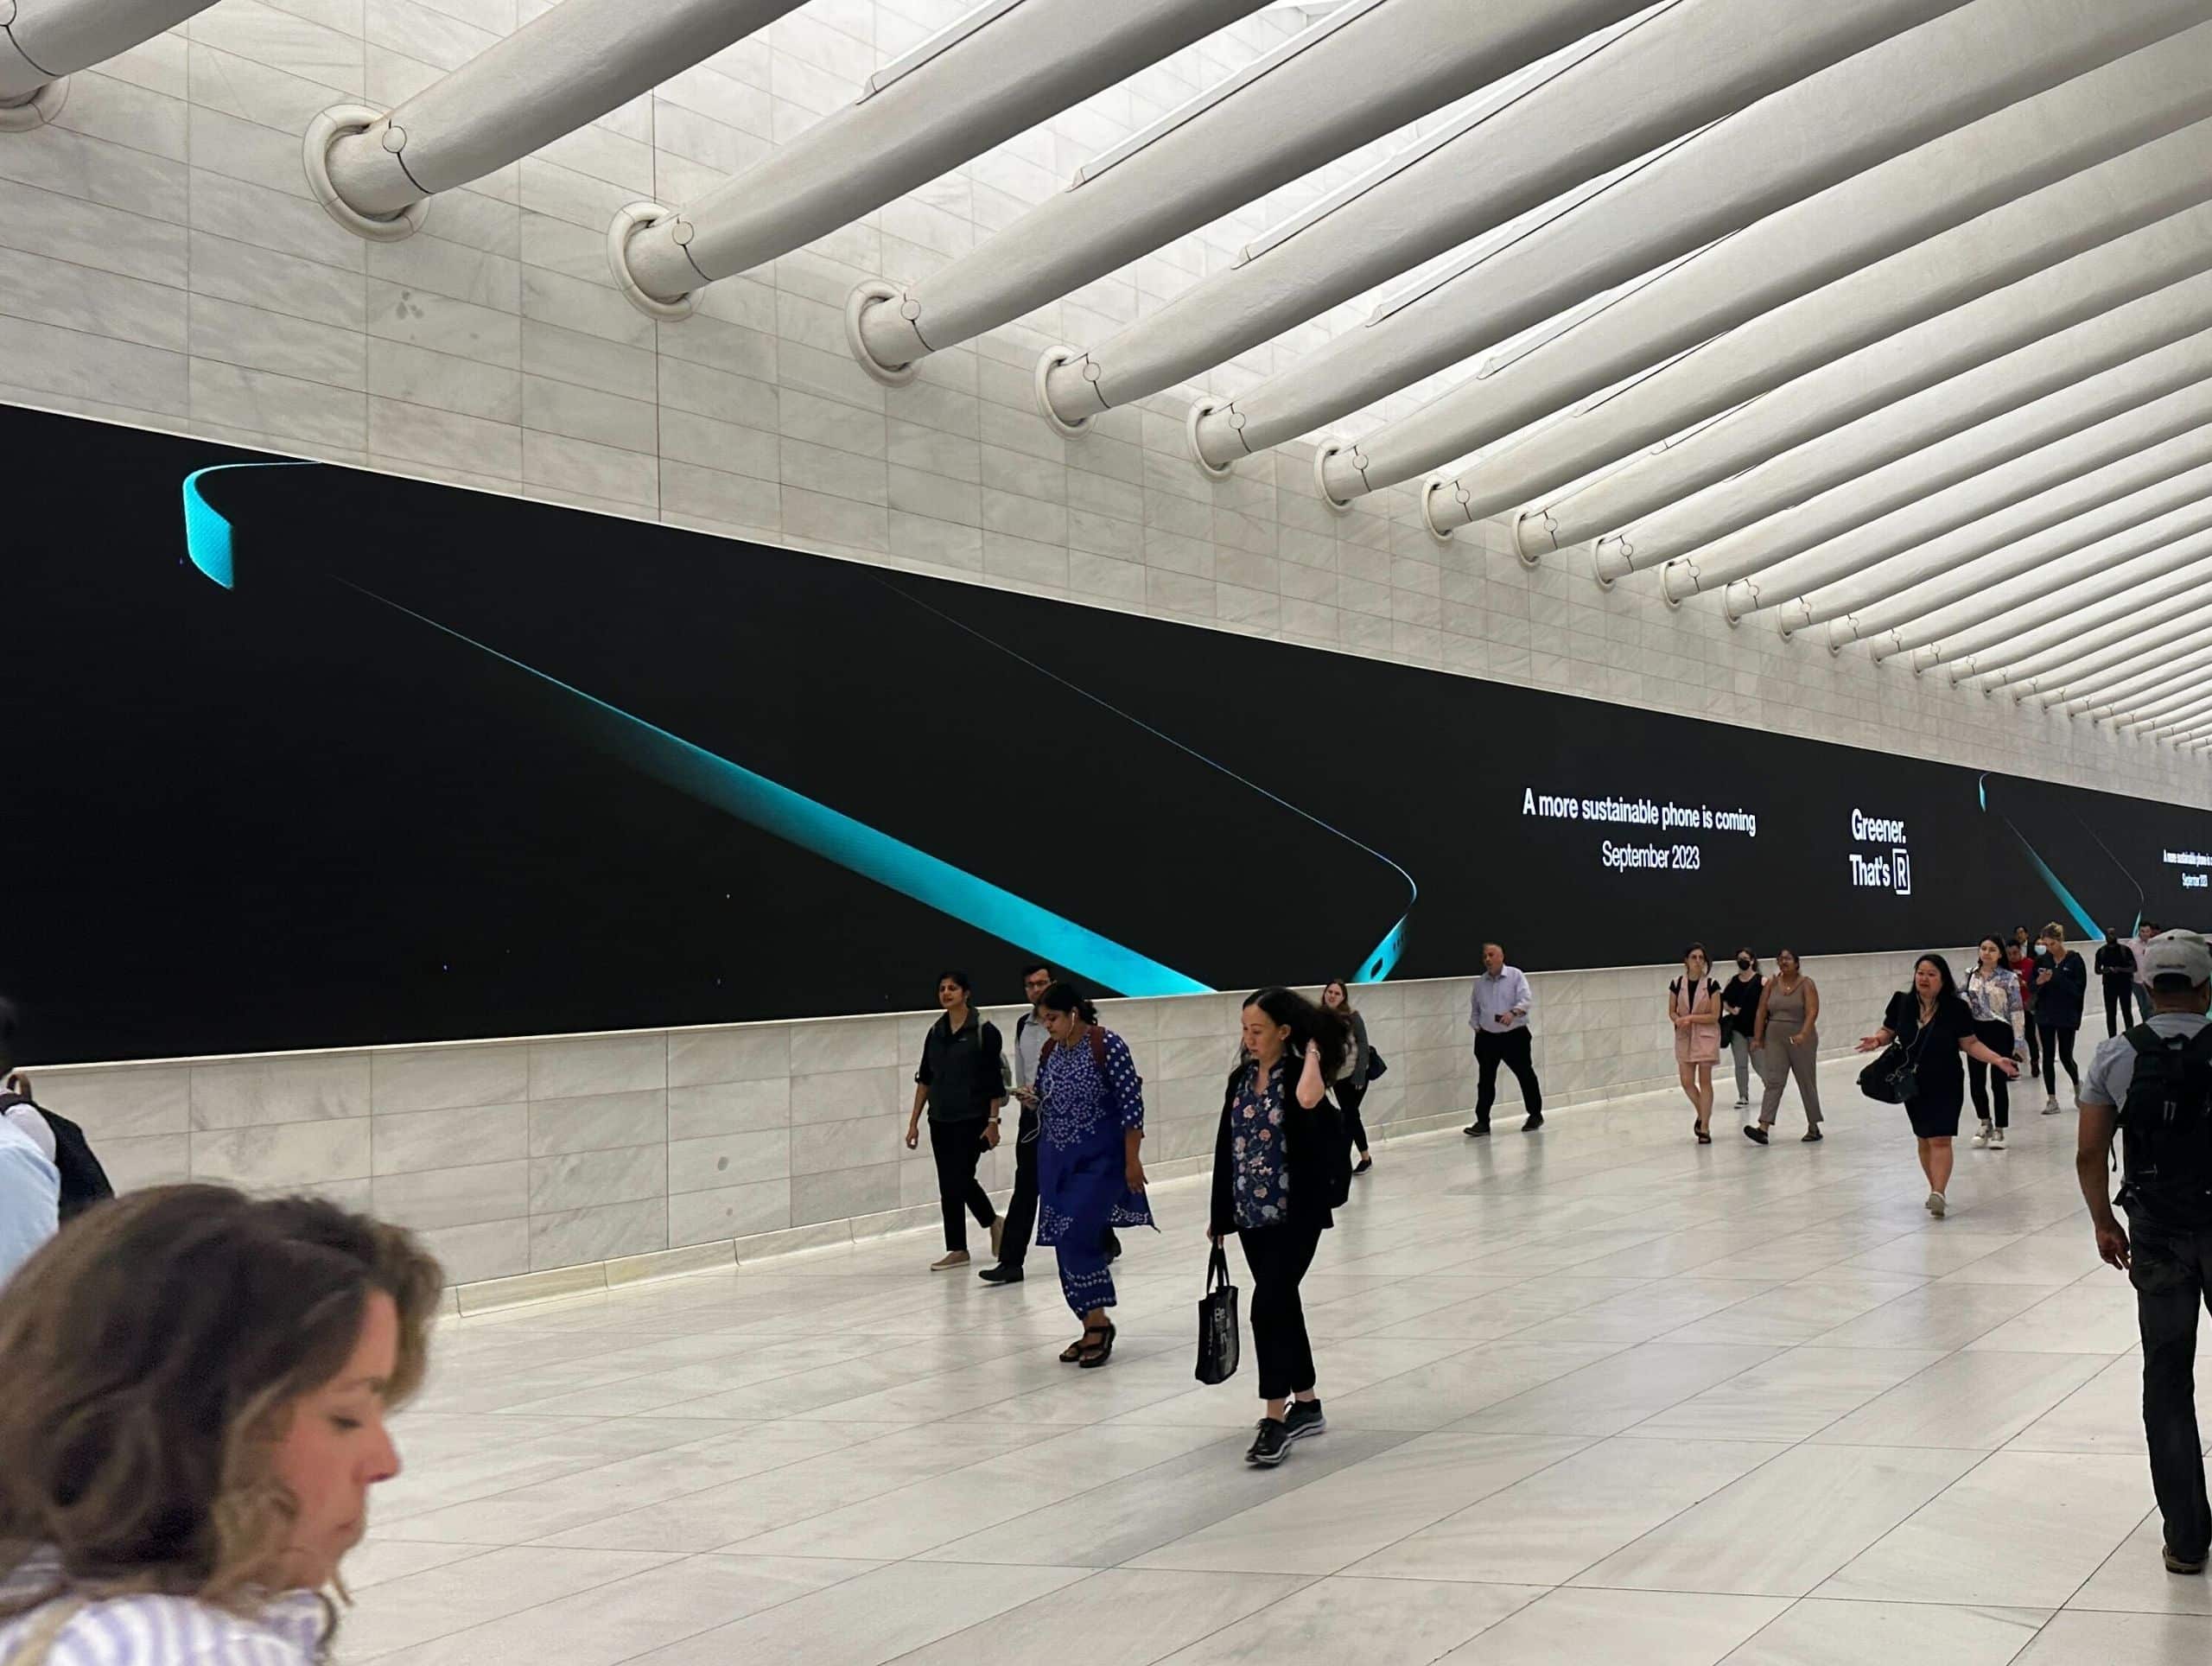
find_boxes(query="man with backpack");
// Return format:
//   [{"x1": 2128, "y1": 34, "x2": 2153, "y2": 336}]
[
  {"x1": 2076, "y1": 930, "x2": 2212, "y2": 1575},
  {"x1": 0, "y1": 999, "x2": 116, "y2": 1229}
]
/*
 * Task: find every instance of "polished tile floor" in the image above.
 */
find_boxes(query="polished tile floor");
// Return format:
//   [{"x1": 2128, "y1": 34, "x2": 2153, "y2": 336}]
[{"x1": 341, "y1": 1059, "x2": 2212, "y2": 1665}]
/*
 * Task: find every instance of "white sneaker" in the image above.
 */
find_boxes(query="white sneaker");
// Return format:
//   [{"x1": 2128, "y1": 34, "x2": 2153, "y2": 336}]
[
  {"x1": 1926, "y1": 1190, "x2": 1947, "y2": 1219},
  {"x1": 1990, "y1": 1127, "x2": 2007, "y2": 1150},
  {"x1": 2044, "y1": 1095, "x2": 2061, "y2": 1116},
  {"x1": 1972, "y1": 1121, "x2": 1991, "y2": 1149}
]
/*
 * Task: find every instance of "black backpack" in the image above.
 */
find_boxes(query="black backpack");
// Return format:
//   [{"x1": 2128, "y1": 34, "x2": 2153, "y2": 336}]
[
  {"x1": 0, "y1": 1091, "x2": 114, "y2": 1222},
  {"x1": 2117, "y1": 1025, "x2": 2212, "y2": 1222}
]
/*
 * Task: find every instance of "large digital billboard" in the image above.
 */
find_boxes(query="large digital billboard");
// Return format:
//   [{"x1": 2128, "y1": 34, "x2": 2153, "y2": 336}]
[{"x1": 3, "y1": 402, "x2": 2204, "y2": 1063}]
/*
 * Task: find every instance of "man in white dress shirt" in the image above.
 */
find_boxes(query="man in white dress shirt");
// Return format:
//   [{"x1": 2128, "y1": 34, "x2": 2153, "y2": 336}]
[{"x1": 1464, "y1": 943, "x2": 1543, "y2": 1137}]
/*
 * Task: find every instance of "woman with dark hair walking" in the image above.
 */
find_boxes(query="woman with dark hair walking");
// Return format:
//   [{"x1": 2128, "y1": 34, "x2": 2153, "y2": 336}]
[
  {"x1": 1670, "y1": 944, "x2": 1723, "y2": 1143},
  {"x1": 1963, "y1": 934, "x2": 2026, "y2": 1151},
  {"x1": 1747, "y1": 949, "x2": 1823, "y2": 1144},
  {"x1": 1321, "y1": 979, "x2": 1374, "y2": 1174},
  {"x1": 1033, "y1": 983, "x2": 1151, "y2": 1370},
  {"x1": 2031, "y1": 923, "x2": 2088, "y2": 1114},
  {"x1": 1858, "y1": 953, "x2": 2020, "y2": 1218},
  {"x1": 1211, "y1": 987, "x2": 1351, "y2": 1467},
  {"x1": 1720, "y1": 951, "x2": 1764, "y2": 1116}
]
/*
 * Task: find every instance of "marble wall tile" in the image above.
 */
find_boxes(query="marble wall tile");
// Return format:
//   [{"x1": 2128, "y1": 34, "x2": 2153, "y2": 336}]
[
  {"x1": 0, "y1": 315, "x2": 188, "y2": 416},
  {"x1": 372, "y1": 1160, "x2": 530, "y2": 1230},
  {"x1": 667, "y1": 1027, "x2": 791, "y2": 1088},
  {"x1": 192, "y1": 1117, "x2": 372, "y2": 1188},
  {"x1": 529, "y1": 1143, "x2": 666, "y2": 1213},
  {"x1": 371, "y1": 1043, "x2": 531, "y2": 1113},
  {"x1": 789, "y1": 1065, "x2": 903, "y2": 1129},
  {"x1": 191, "y1": 1054, "x2": 372, "y2": 1129},
  {"x1": 791, "y1": 1162, "x2": 902, "y2": 1227},
  {"x1": 669, "y1": 1178, "x2": 791, "y2": 1249},
  {"x1": 413, "y1": 1217, "x2": 531, "y2": 1285},
  {"x1": 96, "y1": 1134, "x2": 194, "y2": 1192},
  {"x1": 788, "y1": 1018, "x2": 899, "y2": 1075},
  {"x1": 791, "y1": 1116, "x2": 899, "y2": 1178},
  {"x1": 373, "y1": 1103, "x2": 528, "y2": 1175},
  {"x1": 669, "y1": 1129, "x2": 791, "y2": 1194},
  {"x1": 528, "y1": 1090, "x2": 668, "y2": 1157},
  {"x1": 35, "y1": 1065, "x2": 192, "y2": 1137},
  {"x1": 527, "y1": 1034, "x2": 665, "y2": 1100},
  {"x1": 665, "y1": 1078, "x2": 791, "y2": 1141},
  {"x1": 0, "y1": 247, "x2": 187, "y2": 353},
  {"x1": 529, "y1": 1196, "x2": 666, "y2": 1270}
]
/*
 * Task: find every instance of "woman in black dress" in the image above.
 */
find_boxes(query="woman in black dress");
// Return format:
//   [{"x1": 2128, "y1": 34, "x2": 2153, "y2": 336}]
[{"x1": 1857, "y1": 954, "x2": 2020, "y2": 1219}]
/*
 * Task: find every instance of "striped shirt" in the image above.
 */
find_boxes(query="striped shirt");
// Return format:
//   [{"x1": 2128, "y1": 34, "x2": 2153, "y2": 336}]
[{"x1": 0, "y1": 1555, "x2": 326, "y2": 1665}]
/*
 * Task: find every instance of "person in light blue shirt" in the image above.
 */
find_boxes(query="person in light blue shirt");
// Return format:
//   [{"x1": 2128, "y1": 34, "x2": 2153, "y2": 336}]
[
  {"x1": 0, "y1": 1115, "x2": 57, "y2": 1288},
  {"x1": 1464, "y1": 943, "x2": 1542, "y2": 1137}
]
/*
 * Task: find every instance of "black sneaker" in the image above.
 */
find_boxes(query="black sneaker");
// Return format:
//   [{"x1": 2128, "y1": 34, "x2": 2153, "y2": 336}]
[
  {"x1": 1743, "y1": 1124, "x2": 1769, "y2": 1146},
  {"x1": 1246, "y1": 1418, "x2": 1292, "y2": 1466},
  {"x1": 1283, "y1": 1399, "x2": 1326, "y2": 1443},
  {"x1": 1522, "y1": 1114, "x2": 1544, "y2": 1132},
  {"x1": 1464, "y1": 1122, "x2": 1491, "y2": 1138},
  {"x1": 977, "y1": 1263, "x2": 1024, "y2": 1285}
]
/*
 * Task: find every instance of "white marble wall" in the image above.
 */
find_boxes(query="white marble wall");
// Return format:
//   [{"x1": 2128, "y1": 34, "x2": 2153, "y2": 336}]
[
  {"x1": 0, "y1": 0, "x2": 2202, "y2": 811},
  {"x1": 33, "y1": 950, "x2": 1953, "y2": 1307}
]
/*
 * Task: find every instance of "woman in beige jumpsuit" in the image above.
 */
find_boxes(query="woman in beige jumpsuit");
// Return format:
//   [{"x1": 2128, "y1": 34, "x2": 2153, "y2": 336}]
[{"x1": 1747, "y1": 947, "x2": 1824, "y2": 1143}]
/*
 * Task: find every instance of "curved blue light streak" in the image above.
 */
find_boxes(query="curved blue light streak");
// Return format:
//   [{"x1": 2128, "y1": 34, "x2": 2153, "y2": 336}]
[{"x1": 180, "y1": 462, "x2": 1241, "y2": 996}]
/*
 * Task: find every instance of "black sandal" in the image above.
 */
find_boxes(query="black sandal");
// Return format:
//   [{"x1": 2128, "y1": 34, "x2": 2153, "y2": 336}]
[
  {"x1": 1060, "y1": 1322, "x2": 1109, "y2": 1364},
  {"x1": 1694, "y1": 1117, "x2": 1712, "y2": 1145},
  {"x1": 1078, "y1": 1319, "x2": 1116, "y2": 1370}
]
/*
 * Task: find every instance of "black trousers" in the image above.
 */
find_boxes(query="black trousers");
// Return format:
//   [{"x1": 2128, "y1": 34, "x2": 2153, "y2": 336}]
[
  {"x1": 2037, "y1": 1023, "x2": 2080, "y2": 1097},
  {"x1": 1967, "y1": 1019, "x2": 2012, "y2": 1128},
  {"x1": 928, "y1": 1118, "x2": 996, "y2": 1252},
  {"x1": 995, "y1": 1103, "x2": 1040, "y2": 1269},
  {"x1": 2105, "y1": 979, "x2": 2135, "y2": 1038},
  {"x1": 1338, "y1": 1078, "x2": 1370, "y2": 1155},
  {"x1": 2129, "y1": 1216, "x2": 2212, "y2": 1561},
  {"x1": 1474, "y1": 1027, "x2": 1542, "y2": 1124},
  {"x1": 2022, "y1": 1017, "x2": 2042, "y2": 1075},
  {"x1": 1241, "y1": 1218, "x2": 1324, "y2": 1402}
]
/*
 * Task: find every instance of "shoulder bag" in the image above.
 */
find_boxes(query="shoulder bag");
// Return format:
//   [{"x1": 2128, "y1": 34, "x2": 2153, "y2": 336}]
[{"x1": 1194, "y1": 1243, "x2": 1240, "y2": 1385}]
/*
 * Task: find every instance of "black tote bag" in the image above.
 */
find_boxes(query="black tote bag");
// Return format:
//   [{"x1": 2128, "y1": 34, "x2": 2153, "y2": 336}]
[{"x1": 1195, "y1": 1243, "x2": 1241, "y2": 1385}]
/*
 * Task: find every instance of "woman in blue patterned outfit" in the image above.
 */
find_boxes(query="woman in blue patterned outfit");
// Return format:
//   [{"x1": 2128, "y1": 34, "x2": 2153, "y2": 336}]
[
  {"x1": 1210, "y1": 987, "x2": 1351, "y2": 1467},
  {"x1": 1034, "y1": 983, "x2": 1151, "y2": 1370}
]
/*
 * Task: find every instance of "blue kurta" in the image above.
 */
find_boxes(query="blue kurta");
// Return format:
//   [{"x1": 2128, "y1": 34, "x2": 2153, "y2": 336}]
[{"x1": 1036, "y1": 1025, "x2": 1153, "y2": 1316}]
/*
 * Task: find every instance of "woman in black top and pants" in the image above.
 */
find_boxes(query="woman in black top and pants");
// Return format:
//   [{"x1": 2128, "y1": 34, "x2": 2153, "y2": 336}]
[
  {"x1": 1859, "y1": 954, "x2": 2018, "y2": 1220},
  {"x1": 1211, "y1": 987, "x2": 1350, "y2": 1469},
  {"x1": 2031, "y1": 924, "x2": 2088, "y2": 1113}
]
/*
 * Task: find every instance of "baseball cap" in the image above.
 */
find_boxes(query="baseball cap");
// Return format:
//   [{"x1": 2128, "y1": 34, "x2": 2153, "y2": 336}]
[{"x1": 2142, "y1": 931, "x2": 2212, "y2": 989}]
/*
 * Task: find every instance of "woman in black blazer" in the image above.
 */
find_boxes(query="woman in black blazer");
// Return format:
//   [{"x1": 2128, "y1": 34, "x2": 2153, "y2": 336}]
[
  {"x1": 1209, "y1": 986, "x2": 1350, "y2": 1469},
  {"x1": 2031, "y1": 923, "x2": 2089, "y2": 1114}
]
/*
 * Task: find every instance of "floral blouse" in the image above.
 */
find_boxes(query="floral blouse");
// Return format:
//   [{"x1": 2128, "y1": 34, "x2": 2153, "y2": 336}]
[
  {"x1": 1230, "y1": 1057, "x2": 1291, "y2": 1230},
  {"x1": 1964, "y1": 964, "x2": 2025, "y2": 1047}
]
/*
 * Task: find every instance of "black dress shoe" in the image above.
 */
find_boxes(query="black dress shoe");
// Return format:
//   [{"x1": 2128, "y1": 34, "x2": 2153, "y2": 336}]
[
  {"x1": 1464, "y1": 1122, "x2": 1491, "y2": 1138},
  {"x1": 977, "y1": 1263, "x2": 1023, "y2": 1284},
  {"x1": 1522, "y1": 1114, "x2": 1544, "y2": 1132}
]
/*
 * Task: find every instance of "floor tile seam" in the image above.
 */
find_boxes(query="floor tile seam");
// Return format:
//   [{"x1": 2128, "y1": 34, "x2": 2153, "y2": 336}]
[
  {"x1": 2054, "y1": 1499, "x2": 2169, "y2": 1618},
  {"x1": 1534, "y1": 1436, "x2": 1813, "y2": 1595},
  {"x1": 1283, "y1": 1431, "x2": 1618, "y2": 1583},
  {"x1": 427, "y1": 1416, "x2": 1027, "y2": 1542},
  {"x1": 810, "y1": 1426, "x2": 1395, "y2": 1570},
  {"x1": 870, "y1": 1567, "x2": 1321, "y2": 1666},
  {"x1": 486, "y1": 1326, "x2": 1051, "y2": 1421},
  {"x1": 346, "y1": 1542, "x2": 697, "y2": 1661},
  {"x1": 1797, "y1": 1440, "x2": 2022, "y2": 1602},
  {"x1": 687, "y1": 1421, "x2": 1281, "y2": 1561},
  {"x1": 436, "y1": 1546, "x2": 895, "y2": 1666}
]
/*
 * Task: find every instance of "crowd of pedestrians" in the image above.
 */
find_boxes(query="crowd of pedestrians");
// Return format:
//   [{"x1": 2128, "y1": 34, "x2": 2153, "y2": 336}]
[{"x1": 4, "y1": 912, "x2": 2212, "y2": 1666}]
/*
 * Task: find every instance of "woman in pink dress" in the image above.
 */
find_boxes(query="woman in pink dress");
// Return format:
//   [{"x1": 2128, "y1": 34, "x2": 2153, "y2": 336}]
[{"x1": 1671, "y1": 944, "x2": 1724, "y2": 1144}]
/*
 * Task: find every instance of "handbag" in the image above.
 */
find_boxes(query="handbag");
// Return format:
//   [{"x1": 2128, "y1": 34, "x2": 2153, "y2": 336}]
[
  {"x1": 1363, "y1": 1047, "x2": 1389, "y2": 1082},
  {"x1": 1195, "y1": 1243, "x2": 1241, "y2": 1385},
  {"x1": 1858, "y1": 1022, "x2": 1929, "y2": 1104}
]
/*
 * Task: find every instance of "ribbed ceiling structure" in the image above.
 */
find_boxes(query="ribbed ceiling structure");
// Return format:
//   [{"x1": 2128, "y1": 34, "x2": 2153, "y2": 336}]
[{"x1": 10, "y1": 0, "x2": 2212, "y2": 745}]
